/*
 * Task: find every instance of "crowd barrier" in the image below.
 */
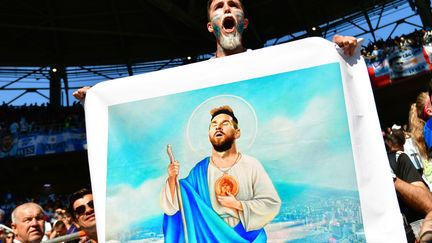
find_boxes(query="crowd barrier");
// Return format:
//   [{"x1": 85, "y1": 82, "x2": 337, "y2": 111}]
[{"x1": 43, "y1": 231, "x2": 86, "y2": 243}]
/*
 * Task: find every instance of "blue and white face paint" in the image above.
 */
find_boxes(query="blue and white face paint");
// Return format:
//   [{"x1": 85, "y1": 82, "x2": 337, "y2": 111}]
[{"x1": 211, "y1": 12, "x2": 245, "y2": 50}]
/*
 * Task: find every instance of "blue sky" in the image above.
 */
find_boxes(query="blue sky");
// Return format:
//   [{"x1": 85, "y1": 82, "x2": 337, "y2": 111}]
[{"x1": 104, "y1": 63, "x2": 358, "y2": 238}]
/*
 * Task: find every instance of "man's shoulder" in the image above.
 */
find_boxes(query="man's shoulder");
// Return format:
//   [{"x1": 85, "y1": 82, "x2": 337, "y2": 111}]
[
  {"x1": 191, "y1": 157, "x2": 210, "y2": 170},
  {"x1": 240, "y1": 154, "x2": 263, "y2": 166}
]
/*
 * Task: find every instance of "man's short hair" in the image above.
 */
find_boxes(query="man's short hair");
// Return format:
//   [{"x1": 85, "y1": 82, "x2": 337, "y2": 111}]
[
  {"x1": 206, "y1": 0, "x2": 245, "y2": 20},
  {"x1": 11, "y1": 203, "x2": 44, "y2": 224},
  {"x1": 69, "y1": 188, "x2": 92, "y2": 219},
  {"x1": 210, "y1": 105, "x2": 239, "y2": 128}
]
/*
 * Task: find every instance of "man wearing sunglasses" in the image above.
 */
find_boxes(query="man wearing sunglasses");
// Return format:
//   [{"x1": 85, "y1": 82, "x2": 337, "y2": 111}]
[
  {"x1": 11, "y1": 202, "x2": 45, "y2": 243},
  {"x1": 69, "y1": 188, "x2": 97, "y2": 243}
]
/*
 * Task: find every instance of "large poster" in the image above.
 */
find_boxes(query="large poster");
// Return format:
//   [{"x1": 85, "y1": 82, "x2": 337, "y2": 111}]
[{"x1": 85, "y1": 37, "x2": 405, "y2": 242}]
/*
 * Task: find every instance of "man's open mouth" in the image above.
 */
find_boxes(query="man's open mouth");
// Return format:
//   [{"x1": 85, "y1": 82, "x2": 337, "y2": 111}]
[
  {"x1": 222, "y1": 15, "x2": 236, "y2": 31},
  {"x1": 215, "y1": 132, "x2": 224, "y2": 137}
]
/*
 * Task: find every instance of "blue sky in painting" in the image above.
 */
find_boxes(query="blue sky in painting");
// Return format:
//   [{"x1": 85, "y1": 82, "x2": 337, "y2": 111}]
[{"x1": 104, "y1": 63, "x2": 358, "y2": 238}]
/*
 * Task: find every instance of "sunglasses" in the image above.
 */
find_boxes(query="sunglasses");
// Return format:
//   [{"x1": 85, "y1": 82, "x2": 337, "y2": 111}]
[{"x1": 74, "y1": 200, "x2": 94, "y2": 216}]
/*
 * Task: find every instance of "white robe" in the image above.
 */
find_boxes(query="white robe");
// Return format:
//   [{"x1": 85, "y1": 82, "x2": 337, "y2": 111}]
[{"x1": 161, "y1": 154, "x2": 281, "y2": 231}]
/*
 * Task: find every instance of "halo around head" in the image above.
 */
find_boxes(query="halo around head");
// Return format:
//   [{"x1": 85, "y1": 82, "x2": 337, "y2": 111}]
[{"x1": 186, "y1": 95, "x2": 257, "y2": 156}]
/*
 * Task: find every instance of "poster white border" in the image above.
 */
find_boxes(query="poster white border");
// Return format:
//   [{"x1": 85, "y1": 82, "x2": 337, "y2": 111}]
[{"x1": 85, "y1": 37, "x2": 405, "y2": 243}]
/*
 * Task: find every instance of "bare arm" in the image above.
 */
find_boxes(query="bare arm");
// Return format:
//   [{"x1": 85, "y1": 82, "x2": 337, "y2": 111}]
[{"x1": 395, "y1": 178, "x2": 432, "y2": 214}]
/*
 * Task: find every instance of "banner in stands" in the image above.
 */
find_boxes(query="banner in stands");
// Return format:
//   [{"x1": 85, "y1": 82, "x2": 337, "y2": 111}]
[
  {"x1": 85, "y1": 37, "x2": 405, "y2": 242},
  {"x1": 367, "y1": 46, "x2": 432, "y2": 88},
  {"x1": 0, "y1": 129, "x2": 86, "y2": 158}
]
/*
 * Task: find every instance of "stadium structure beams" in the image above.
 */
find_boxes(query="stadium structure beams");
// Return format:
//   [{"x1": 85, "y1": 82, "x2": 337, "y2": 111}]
[
  {"x1": 270, "y1": 0, "x2": 414, "y2": 44},
  {"x1": 0, "y1": 0, "x2": 428, "y2": 105},
  {"x1": 49, "y1": 66, "x2": 64, "y2": 108},
  {"x1": 363, "y1": 10, "x2": 378, "y2": 42},
  {"x1": 6, "y1": 89, "x2": 49, "y2": 105},
  {"x1": 0, "y1": 67, "x2": 45, "y2": 89},
  {"x1": 415, "y1": 0, "x2": 432, "y2": 29}
]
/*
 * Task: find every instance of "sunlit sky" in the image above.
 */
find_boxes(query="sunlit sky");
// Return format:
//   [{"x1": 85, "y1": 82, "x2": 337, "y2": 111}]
[{"x1": 0, "y1": 1, "x2": 425, "y2": 106}]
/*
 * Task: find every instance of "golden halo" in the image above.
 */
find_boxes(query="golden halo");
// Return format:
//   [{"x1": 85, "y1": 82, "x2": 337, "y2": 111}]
[{"x1": 186, "y1": 95, "x2": 257, "y2": 157}]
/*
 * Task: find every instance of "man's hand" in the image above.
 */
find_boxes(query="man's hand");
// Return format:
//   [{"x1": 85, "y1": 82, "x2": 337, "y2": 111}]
[
  {"x1": 333, "y1": 35, "x2": 358, "y2": 56},
  {"x1": 167, "y1": 161, "x2": 179, "y2": 202},
  {"x1": 168, "y1": 161, "x2": 179, "y2": 181},
  {"x1": 72, "y1": 86, "x2": 91, "y2": 102},
  {"x1": 217, "y1": 191, "x2": 243, "y2": 211},
  {"x1": 419, "y1": 211, "x2": 432, "y2": 242}
]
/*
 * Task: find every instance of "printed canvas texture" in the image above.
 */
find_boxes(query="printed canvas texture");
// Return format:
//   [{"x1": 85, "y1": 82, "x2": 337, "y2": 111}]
[
  {"x1": 84, "y1": 38, "x2": 405, "y2": 242},
  {"x1": 106, "y1": 64, "x2": 363, "y2": 242}
]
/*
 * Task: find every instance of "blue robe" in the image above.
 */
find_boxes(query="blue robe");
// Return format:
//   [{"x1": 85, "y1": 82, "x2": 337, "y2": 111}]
[{"x1": 163, "y1": 157, "x2": 266, "y2": 243}]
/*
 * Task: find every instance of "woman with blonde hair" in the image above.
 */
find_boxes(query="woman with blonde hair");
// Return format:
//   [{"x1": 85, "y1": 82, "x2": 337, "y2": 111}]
[{"x1": 408, "y1": 92, "x2": 432, "y2": 186}]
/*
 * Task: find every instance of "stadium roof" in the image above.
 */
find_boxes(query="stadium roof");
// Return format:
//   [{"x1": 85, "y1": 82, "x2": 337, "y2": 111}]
[{"x1": 0, "y1": 0, "x2": 404, "y2": 67}]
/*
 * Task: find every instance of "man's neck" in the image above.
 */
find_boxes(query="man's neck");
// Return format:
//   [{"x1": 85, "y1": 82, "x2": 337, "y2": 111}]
[
  {"x1": 211, "y1": 145, "x2": 239, "y2": 167},
  {"x1": 215, "y1": 45, "x2": 246, "y2": 58}
]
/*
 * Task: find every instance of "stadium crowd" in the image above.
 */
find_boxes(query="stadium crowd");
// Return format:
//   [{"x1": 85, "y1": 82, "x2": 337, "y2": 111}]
[
  {"x1": 0, "y1": 188, "x2": 96, "y2": 243},
  {"x1": 0, "y1": 101, "x2": 85, "y2": 136},
  {"x1": 1, "y1": 0, "x2": 432, "y2": 239},
  {"x1": 0, "y1": 102, "x2": 86, "y2": 158},
  {"x1": 360, "y1": 28, "x2": 432, "y2": 62}
]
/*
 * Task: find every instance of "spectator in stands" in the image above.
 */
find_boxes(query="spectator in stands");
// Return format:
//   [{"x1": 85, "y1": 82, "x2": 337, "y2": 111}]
[
  {"x1": 409, "y1": 92, "x2": 432, "y2": 186},
  {"x1": 5, "y1": 232, "x2": 14, "y2": 243},
  {"x1": 423, "y1": 29, "x2": 432, "y2": 46},
  {"x1": 403, "y1": 124, "x2": 427, "y2": 181},
  {"x1": 49, "y1": 220, "x2": 67, "y2": 239},
  {"x1": 52, "y1": 207, "x2": 65, "y2": 225},
  {"x1": 9, "y1": 120, "x2": 18, "y2": 138},
  {"x1": 0, "y1": 231, "x2": 15, "y2": 243},
  {"x1": 11, "y1": 202, "x2": 45, "y2": 243},
  {"x1": 361, "y1": 49, "x2": 372, "y2": 62},
  {"x1": 0, "y1": 208, "x2": 5, "y2": 224},
  {"x1": 371, "y1": 44, "x2": 383, "y2": 60},
  {"x1": 63, "y1": 211, "x2": 80, "y2": 234},
  {"x1": 0, "y1": 133, "x2": 17, "y2": 158},
  {"x1": 73, "y1": 0, "x2": 358, "y2": 102},
  {"x1": 0, "y1": 102, "x2": 86, "y2": 159},
  {"x1": 19, "y1": 117, "x2": 28, "y2": 135},
  {"x1": 384, "y1": 129, "x2": 432, "y2": 242},
  {"x1": 69, "y1": 188, "x2": 97, "y2": 243},
  {"x1": 400, "y1": 35, "x2": 413, "y2": 50}
]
